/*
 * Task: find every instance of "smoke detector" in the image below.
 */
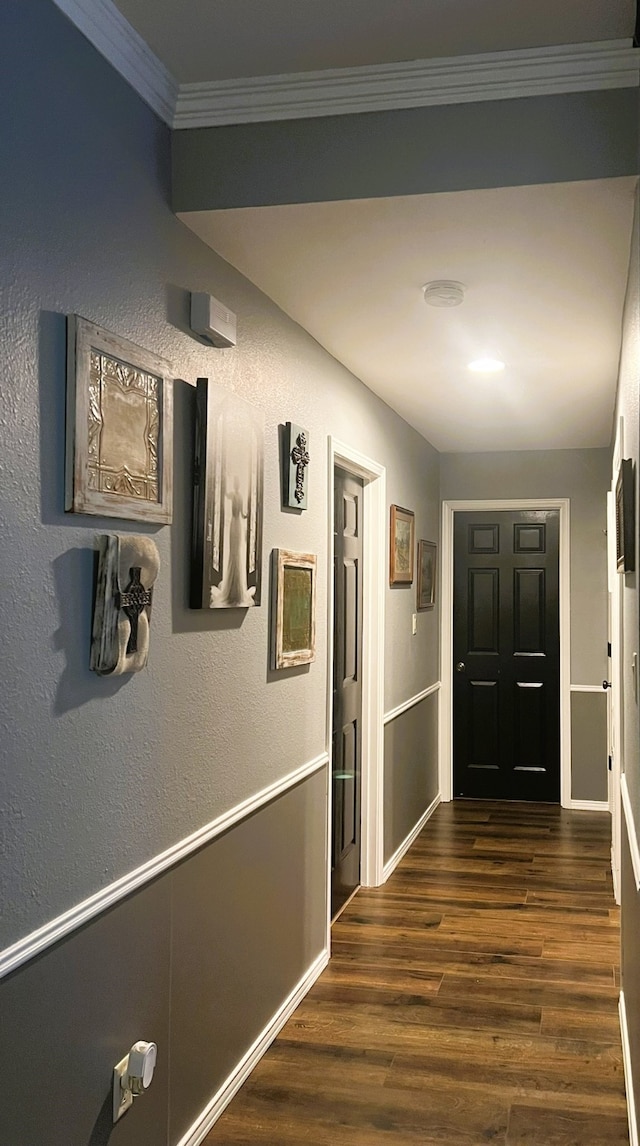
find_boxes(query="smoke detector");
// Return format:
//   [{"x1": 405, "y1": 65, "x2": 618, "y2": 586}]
[{"x1": 422, "y1": 280, "x2": 465, "y2": 307}]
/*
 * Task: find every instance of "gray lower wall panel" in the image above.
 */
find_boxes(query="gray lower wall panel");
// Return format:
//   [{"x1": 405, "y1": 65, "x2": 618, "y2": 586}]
[
  {"x1": 0, "y1": 878, "x2": 172, "y2": 1146},
  {"x1": 0, "y1": 769, "x2": 327, "y2": 1146},
  {"x1": 384, "y1": 691, "x2": 439, "y2": 863},
  {"x1": 169, "y1": 767, "x2": 327, "y2": 1143},
  {"x1": 570, "y1": 691, "x2": 608, "y2": 802},
  {"x1": 622, "y1": 806, "x2": 640, "y2": 1139},
  {"x1": 622, "y1": 806, "x2": 640, "y2": 1131}
]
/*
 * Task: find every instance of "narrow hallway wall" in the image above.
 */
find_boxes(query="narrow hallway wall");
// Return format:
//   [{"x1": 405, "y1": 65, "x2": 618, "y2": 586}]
[{"x1": 0, "y1": 3, "x2": 440, "y2": 1143}]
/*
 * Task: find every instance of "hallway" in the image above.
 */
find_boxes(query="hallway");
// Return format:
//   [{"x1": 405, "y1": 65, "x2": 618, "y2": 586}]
[{"x1": 206, "y1": 801, "x2": 627, "y2": 1145}]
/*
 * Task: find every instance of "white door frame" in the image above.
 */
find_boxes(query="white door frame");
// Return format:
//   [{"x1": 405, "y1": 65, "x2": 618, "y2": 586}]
[
  {"x1": 609, "y1": 418, "x2": 624, "y2": 902},
  {"x1": 327, "y1": 439, "x2": 386, "y2": 944},
  {"x1": 440, "y1": 498, "x2": 572, "y2": 808}
]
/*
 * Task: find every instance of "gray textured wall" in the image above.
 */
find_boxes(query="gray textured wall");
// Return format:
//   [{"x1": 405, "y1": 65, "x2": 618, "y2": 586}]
[
  {"x1": 614, "y1": 188, "x2": 640, "y2": 817},
  {"x1": 384, "y1": 691, "x2": 439, "y2": 863},
  {"x1": 172, "y1": 89, "x2": 639, "y2": 211},
  {"x1": 0, "y1": 771, "x2": 327, "y2": 1146},
  {"x1": 614, "y1": 183, "x2": 640, "y2": 1139},
  {"x1": 622, "y1": 810, "x2": 640, "y2": 1136},
  {"x1": 440, "y1": 448, "x2": 610, "y2": 684},
  {"x1": 570, "y1": 691, "x2": 608, "y2": 803},
  {"x1": 0, "y1": 0, "x2": 439, "y2": 952}
]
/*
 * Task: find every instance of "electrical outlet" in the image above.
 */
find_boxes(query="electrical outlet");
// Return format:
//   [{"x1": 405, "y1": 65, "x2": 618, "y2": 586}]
[
  {"x1": 113, "y1": 1055, "x2": 134, "y2": 1123},
  {"x1": 412, "y1": 613, "x2": 417, "y2": 636}
]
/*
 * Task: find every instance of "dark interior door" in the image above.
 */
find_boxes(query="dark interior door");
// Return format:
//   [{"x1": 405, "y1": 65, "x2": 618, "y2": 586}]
[
  {"x1": 332, "y1": 467, "x2": 363, "y2": 918},
  {"x1": 453, "y1": 510, "x2": 560, "y2": 802}
]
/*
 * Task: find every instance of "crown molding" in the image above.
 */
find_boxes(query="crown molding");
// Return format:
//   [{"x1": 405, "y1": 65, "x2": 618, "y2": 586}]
[
  {"x1": 52, "y1": 0, "x2": 179, "y2": 125},
  {"x1": 174, "y1": 39, "x2": 640, "y2": 128},
  {"x1": 48, "y1": 11, "x2": 640, "y2": 131}
]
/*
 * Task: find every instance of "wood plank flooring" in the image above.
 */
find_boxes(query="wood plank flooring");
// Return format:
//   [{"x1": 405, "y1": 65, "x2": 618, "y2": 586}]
[{"x1": 205, "y1": 801, "x2": 628, "y2": 1145}]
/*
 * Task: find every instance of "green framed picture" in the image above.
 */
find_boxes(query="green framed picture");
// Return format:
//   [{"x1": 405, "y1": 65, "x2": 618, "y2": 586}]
[{"x1": 271, "y1": 549, "x2": 317, "y2": 668}]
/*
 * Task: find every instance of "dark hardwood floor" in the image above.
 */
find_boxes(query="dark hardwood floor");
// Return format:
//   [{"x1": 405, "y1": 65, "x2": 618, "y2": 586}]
[{"x1": 205, "y1": 801, "x2": 628, "y2": 1145}]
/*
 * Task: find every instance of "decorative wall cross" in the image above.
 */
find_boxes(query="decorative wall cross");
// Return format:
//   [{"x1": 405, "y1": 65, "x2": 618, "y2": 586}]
[
  {"x1": 290, "y1": 431, "x2": 310, "y2": 504},
  {"x1": 282, "y1": 422, "x2": 310, "y2": 510},
  {"x1": 118, "y1": 566, "x2": 153, "y2": 653}
]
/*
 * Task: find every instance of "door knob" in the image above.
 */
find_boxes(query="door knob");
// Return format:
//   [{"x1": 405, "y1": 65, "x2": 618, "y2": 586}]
[
  {"x1": 456, "y1": 662, "x2": 466, "y2": 673},
  {"x1": 602, "y1": 679, "x2": 611, "y2": 690}
]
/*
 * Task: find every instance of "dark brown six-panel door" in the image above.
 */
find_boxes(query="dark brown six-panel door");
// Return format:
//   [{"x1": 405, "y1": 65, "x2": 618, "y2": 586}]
[
  {"x1": 453, "y1": 510, "x2": 560, "y2": 802},
  {"x1": 332, "y1": 467, "x2": 364, "y2": 918}
]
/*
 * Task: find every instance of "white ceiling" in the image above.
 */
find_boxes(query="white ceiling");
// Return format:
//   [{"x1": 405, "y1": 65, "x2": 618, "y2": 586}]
[
  {"x1": 113, "y1": 0, "x2": 635, "y2": 84},
  {"x1": 181, "y1": 178, "x2": 636, "y2": 453},
  {"x1": 105, "y1": 0, "x2": 637, "y2": 453}
]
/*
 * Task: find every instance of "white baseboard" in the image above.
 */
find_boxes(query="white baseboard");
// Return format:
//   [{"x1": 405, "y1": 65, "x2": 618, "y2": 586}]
[
  {"x1": 382, "y1": 794, "x2": 440, "y2": 882},
  {"x1": 612, "y1": 846, "x2": 621, "y2": 905},
  {"x1": 568, "y1": 799, "x2": 610, "y2": 812},
  {"x1": 620, "y1": 991, "x2": 639, "y2": 1146},
  {"x1": 175, "y1": 948, "x2": 329, "y2": 1146},
  {"x1": 0, "y1": 752, "x2": 328, "y2": 980}
]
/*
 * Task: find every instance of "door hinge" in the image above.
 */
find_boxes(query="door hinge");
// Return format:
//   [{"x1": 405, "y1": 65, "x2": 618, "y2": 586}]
[{"x1": 608, "y1": 755, "x2": 613, "y2": 772}]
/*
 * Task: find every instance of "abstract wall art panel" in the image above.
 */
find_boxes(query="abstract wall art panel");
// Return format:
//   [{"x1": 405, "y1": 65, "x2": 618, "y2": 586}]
[{"x1": 191, "y1": 378, "x2": 264, "y2": 609}]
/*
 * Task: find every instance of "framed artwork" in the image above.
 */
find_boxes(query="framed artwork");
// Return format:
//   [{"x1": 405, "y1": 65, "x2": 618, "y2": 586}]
[
  {"x1": 191, "y1": 378, "x2": 264, "y2": 609},
  {"x1": 616, "y1": 457, "x2": 635, "y2": 573},
  {"x1": 417, "y1": 539, "x2": 437, "y2": 609},
  {"x1": 282, "y1": 422, "x2": 310, "y2": 509},
  {"x1": 389, "y1": 504, "x2": 415, "y2": 584},
  {"x1": 271, "y1": 549, "x2": 317, "y2": 668},
  {"x1": 65, "y1": 316, "x2": 173, "y2": 523}
]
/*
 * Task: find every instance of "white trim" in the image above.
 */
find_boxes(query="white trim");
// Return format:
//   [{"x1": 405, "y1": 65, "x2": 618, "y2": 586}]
[
  {"x1": 45, "y1": 12, "x2": 640, "y2": 132},
  {"x1": 0, "y1": 752, "x2": 328, "y2": 981},
  {"x1": 568, "y1": 799, "x2": 610, "y2": 812},
  {"x1": 440, "y1": 499, "x2": 571, "y2": 807},
  {"x1": 622, "y1": 773, "x2": 640, "y2": 891},
  {"x1": 328, "y1": 440, "x2": 386, "y2": 898},
  {"x1": 620, "y1": 991, "x2": 639, "y2": 1146},
  {"x1": 384, "y1": 682, "x2": 441, "y2": 725},
  {"x1": 382, "y1": 794, "x2": 441, "y2": 882},
  {"x1": 176, "y1": 949, "x2": 329, "y2": 1146},
  {"x1": 173, "y1": 39, "x2": 639, "y2": 127},
  {"x1": 570, "y1": 684, "x2": 605, "y2": 693},
  {"x1": 51, "y1": 0, "x2": 178, "y2": 125},
  {"x1": 612, "y1": 847, "x2": 620, "y2": 904}
]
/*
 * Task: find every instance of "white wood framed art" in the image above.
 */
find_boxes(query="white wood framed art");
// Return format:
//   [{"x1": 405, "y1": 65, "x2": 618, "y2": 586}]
[
  {"x1": 65, "y1": 315, "x2": 173, "y2": 523},
  {"x1": 271, "y1": 549, "x2": 317, "y2": 669}
]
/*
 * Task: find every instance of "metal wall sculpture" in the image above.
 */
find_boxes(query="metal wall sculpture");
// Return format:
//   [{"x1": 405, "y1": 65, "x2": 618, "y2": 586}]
[{"x1": 91, "y1": 534, "x2": 160, "y2": 675}]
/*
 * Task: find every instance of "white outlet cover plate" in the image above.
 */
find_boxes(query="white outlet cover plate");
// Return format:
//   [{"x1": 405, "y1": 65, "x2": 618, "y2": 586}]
[{"x1": 113, "y1": 1055, "x2": 133, "y2": 1123}]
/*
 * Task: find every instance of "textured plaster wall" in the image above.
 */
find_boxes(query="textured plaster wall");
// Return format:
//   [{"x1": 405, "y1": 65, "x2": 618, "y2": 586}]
[
  {"x1": 614, "y1": 186, "x2": 640, "y2": 820},
  {"x1": 440, "y1": 448, "x2": 610, "y2": 684},
  {"x1": 0, "y1": 0, "x2": 440, "y2": 949}
]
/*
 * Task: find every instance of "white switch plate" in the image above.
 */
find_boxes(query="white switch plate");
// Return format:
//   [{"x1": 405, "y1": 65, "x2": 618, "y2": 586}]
[
  {"x1": 412, "y1": 613, "x2": 417, "y2": 635},
  {"x1": 113, "y1": 1055, "x2": 133, "y2": 1123}
]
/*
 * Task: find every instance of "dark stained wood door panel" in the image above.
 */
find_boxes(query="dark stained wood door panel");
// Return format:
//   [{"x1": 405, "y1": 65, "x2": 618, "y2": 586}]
[
  {"x1": 331, "y1": 467, "x2": 364, "y2": 918},
  {"x1": 454, "y1": 511, "x2": 561, "y2": 802}
]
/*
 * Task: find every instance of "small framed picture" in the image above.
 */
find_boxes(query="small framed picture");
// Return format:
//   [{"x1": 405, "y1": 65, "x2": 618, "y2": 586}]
[
  {"x1": 390, "y1": 505, "x2": 415, "y2": 585},
  {"x1": 417, "y1": 540, "x2": 437, "y2": 609},
  {"x1": 65, "y1": 316, "x2": 173, "y2": 523},
  {"x1": 616, "y1": 458, "x2": 635, "y2": 573},
  {"x1": 271, "y1": 549, "x2": 317, "y2": 669}
]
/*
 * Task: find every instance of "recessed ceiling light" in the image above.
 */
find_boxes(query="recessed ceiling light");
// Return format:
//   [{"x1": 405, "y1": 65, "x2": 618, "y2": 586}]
[
  {"x1": 422, "y1": 280, "x2": 465, "y2": 307},
  {"x1": 467, "y1": 356, "x2": 505, "y2": 374}
]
